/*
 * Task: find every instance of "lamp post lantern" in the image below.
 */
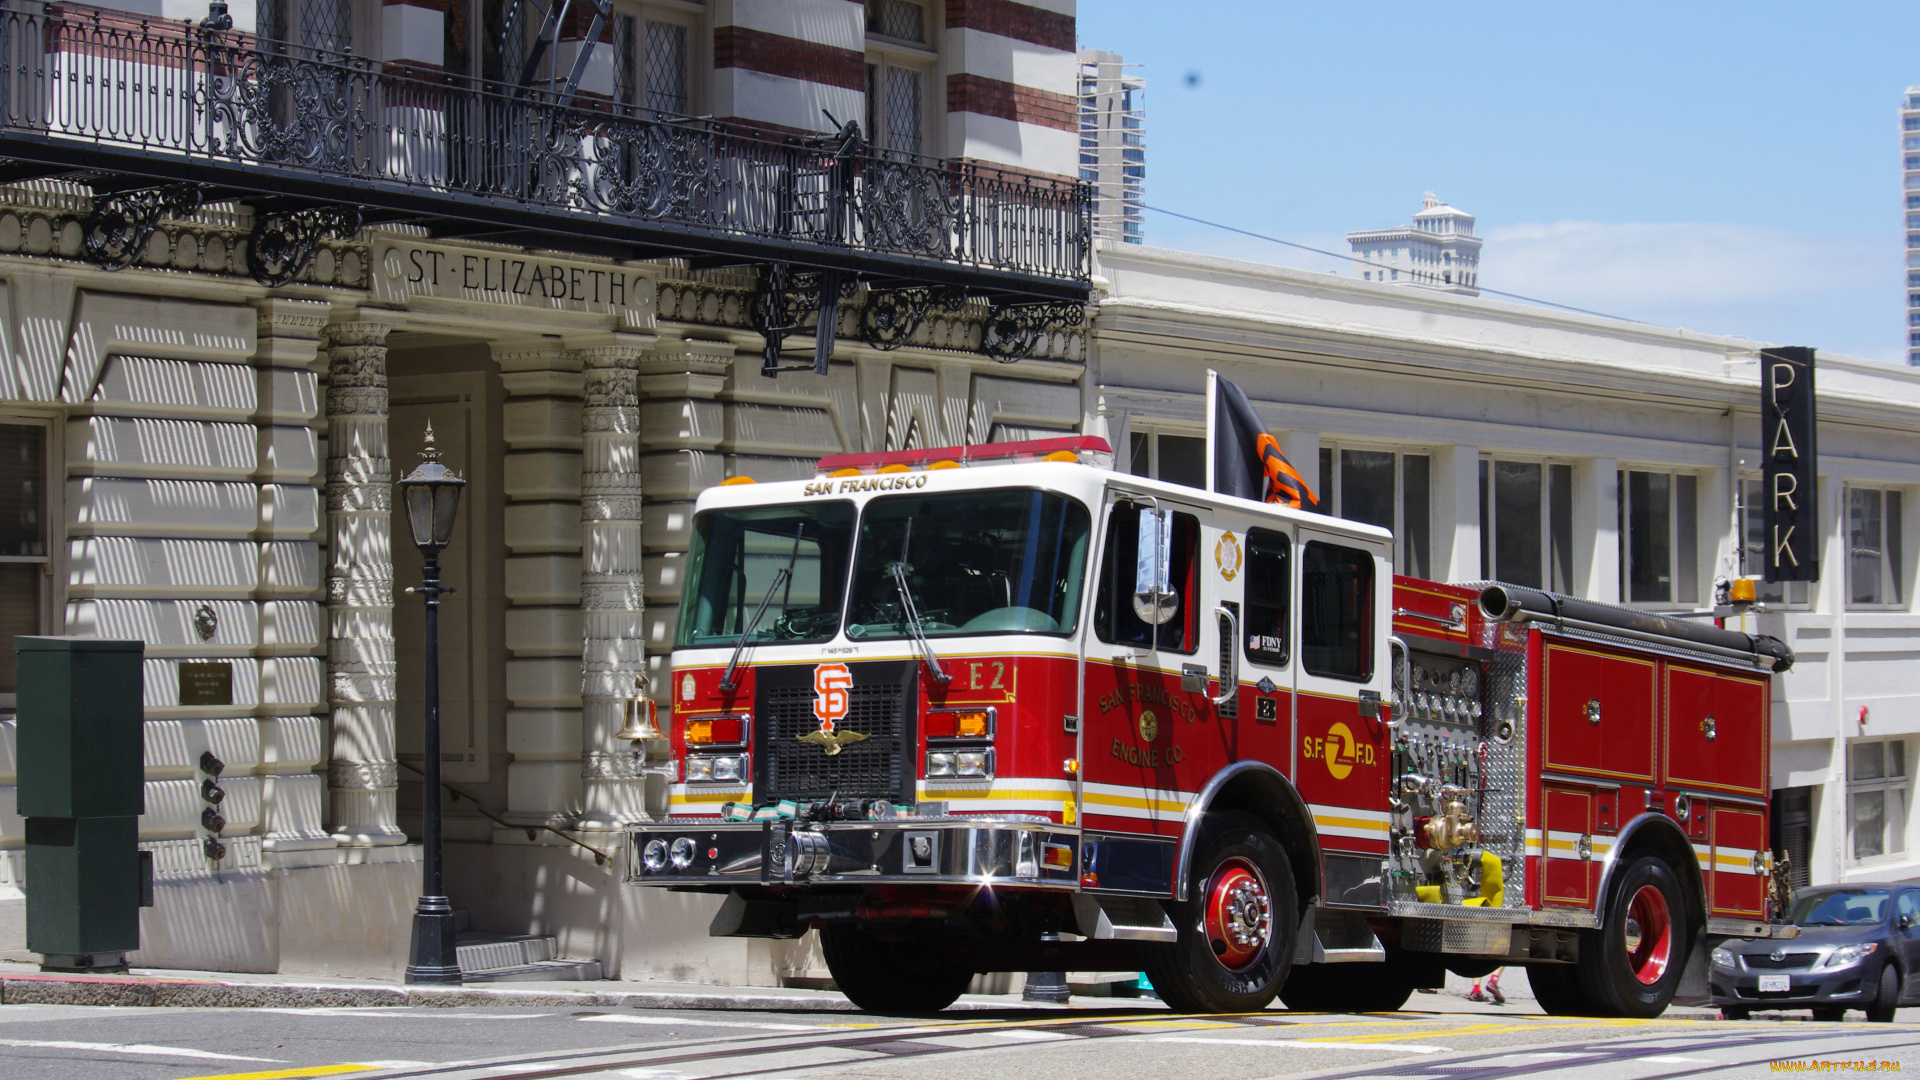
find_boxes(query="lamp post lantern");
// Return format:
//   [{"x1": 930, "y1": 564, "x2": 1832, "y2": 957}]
[{"x1": 397, "y1": 421, "x2": 466, "y2": 985}]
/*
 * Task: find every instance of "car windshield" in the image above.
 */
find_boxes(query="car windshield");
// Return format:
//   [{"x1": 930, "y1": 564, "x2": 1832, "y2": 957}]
[
  {"x1": 843, "y1": 489, "x2": 1092, "y2": 639},
  {"x1": 1789, "y1": 888, "x2": 1893, "y2": 926},
  {"x1": 675, "y1": 502, "x2": 856, "y2": 647}
]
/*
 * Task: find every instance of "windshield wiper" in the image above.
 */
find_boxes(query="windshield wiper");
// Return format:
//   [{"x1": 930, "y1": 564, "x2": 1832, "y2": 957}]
[
  {"x1": 890, "y1": 519, "x2": 951, "y2": 685},
  {"x1": 719, "y1": 527, "x2": 803, "y2": 692}
]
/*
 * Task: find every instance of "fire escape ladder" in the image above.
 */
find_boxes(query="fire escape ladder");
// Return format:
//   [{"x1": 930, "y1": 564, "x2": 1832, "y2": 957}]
[{"x1": 503, "y1": 0, "x2": 611, "y2": 105}]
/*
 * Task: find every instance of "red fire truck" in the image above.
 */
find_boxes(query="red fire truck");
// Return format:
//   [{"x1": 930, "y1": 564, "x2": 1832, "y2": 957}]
[{"x1": 627, "y1": 435, "x2": 1796, "y2": 1017}]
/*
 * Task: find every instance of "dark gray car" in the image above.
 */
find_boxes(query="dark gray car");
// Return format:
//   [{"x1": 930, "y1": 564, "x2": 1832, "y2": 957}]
[{"x1": 1710, "y1": 885, "x2": 1920, "y2": 1021}]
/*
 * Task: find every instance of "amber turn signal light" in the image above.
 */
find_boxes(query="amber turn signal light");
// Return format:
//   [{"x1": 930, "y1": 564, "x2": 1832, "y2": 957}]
[
  {"x1": 685, "y1": 717, "x2": 744, "y2": 745},
  {"x1": 925, "y1": 709, "x2": 992, "y2": 739}
]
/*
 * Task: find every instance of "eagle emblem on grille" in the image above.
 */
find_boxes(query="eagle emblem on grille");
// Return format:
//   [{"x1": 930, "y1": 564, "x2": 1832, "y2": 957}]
[{"x1": 799, "y1": 662, "x2": 867, "y2": 756}]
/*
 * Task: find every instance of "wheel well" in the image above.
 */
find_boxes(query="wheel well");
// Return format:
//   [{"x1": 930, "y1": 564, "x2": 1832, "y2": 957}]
[
  {"x1": 1609, "y1": 815, "x2": 1706, "y2": 937},
  {"x1": 1192, "y1": 766, "x2": 1321, "y2": 913}
]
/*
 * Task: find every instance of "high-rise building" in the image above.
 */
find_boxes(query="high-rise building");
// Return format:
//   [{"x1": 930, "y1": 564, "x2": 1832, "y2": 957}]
[
  {"x1": 1347, "y1": 192, "x2": 1482, "y2": 296},
  {"x1": 1904, "y1": 87, "x2": 1920, "y2": 365},
  {"x1": 1078, "y1": 49, "x2": 1145, "y2": 245}
]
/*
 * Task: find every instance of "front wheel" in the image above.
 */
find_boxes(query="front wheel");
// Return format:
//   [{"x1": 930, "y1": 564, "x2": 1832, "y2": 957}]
[
  {"x1": 820, "y1": 926, "x2": 974, "y2": 1014},
  {"x1": 1144, "y1": 812, "x2": 1298, "y2": 1013},
  {"x1": 1575, "y1": 854, "x2": 1687, "y2": 1018},
  {"x1": 1279, "y1": 948, "x2": 1423, "y2": 1013},
  {"x1": 1868, "y1": 964, "x2": 1902, "y2": 1023}
]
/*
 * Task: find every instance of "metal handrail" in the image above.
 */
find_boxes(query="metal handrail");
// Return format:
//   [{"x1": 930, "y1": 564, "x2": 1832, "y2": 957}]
[
  {"x1": 0, "y1": 2, "x2": 1093, "y2": 294},
  {"x1": 397, "y1": 758, "x2": 613, "y2": 867}
]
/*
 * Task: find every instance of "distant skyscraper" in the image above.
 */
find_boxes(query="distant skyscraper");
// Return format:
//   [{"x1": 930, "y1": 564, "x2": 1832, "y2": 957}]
[
  {"x1": 1905, "y1": 88, "x2": 1920, "y2": 365},
  {"x1": 1347, "y1": 193, "x2": 1482, "y2": 297},
  {"x1": 1078, "y1": 50, "x2": 1145, "y2": 245}
]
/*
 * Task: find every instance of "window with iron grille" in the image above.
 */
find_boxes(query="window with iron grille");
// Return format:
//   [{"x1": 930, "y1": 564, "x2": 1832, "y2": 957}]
[
  {"x1": 259, "y1": 0, "x2": 352, "y2": 54},
  {"x1": 867, "y1": 0, "x2": 926, "y2": 44},
  {"x1": 615, "y1": 12, "x2": 692, "y2": 118},
  {"x1": 865, "y1": 61, "x2": 924, "y2": 158}
]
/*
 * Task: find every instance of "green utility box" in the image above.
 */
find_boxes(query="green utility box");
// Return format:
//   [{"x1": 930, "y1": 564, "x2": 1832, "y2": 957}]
[{"x1": 14, "y1": 636, "x2": 147, "y2": 972}]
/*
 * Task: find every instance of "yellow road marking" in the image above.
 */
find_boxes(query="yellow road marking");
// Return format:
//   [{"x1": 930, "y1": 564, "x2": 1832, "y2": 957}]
[{"x1": 174, "y1": 1066, "x2": 375, "y2": 1080}]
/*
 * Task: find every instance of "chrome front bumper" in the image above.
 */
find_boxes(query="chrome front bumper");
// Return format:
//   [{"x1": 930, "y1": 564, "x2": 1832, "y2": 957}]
[{"x1": 626, "y1": 817, "x2": 1082, "y2": 888}]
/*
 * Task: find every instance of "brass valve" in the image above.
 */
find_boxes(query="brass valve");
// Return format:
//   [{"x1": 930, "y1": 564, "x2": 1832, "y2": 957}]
[{"x1": 1423, "y1": 790, "x2": 1479, "y2": 853}]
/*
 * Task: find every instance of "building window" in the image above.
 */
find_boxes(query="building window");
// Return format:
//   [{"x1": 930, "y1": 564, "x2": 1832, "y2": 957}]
[
  {"x1": 1740, "y1": 477, "x2": 1810, "y2": 607},
  {"x1": 614, "y1": 9, "x2": 693, "y2": 117},
  {"x1": 866, "y1": 0, "x2": 930, "y2": 159},
  {"x1": 1848, "y1": 486, "x2": 1905, "y2": 608},
  {"x1": 867, "y1": 0, "x2": 926, "y2": 43},
  {"x1": 260, "y1": 0, "x2": 352, "y2": 54},
  {"x1": 0, "y1": 422, "x2": 49, "y2": 703},
  {"x1": 1127, "y1": 429, "x2": 1205, "y2": 490},
  {"x1": 1618, "y1": 468, "x2": 1699, "y2": 606},
  {"x1": 1850, "y1": 739, "x2": 1910, "y2": 862},
  {"x1": 1319, "y1": 445, "x2": 1431, "y2": 578},
  {"x1": 1479, "y1": 459, "x2": 1574, "y2": 594}
]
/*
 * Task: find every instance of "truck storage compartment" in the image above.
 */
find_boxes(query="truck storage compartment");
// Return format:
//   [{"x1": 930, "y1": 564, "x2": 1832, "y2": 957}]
[
  {"x1": 1664, "y1": 663, "x2": 1769, "y2": 797},
  {"x1": 1542, "y1": 642, "x2": 1657, "y2": 784}
]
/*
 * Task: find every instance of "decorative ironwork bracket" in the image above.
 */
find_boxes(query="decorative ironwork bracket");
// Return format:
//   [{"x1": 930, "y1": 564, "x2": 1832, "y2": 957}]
[
  {"x1": 858, "y1": 285, "x2": 967, "y2": 351},
  {"x1": 980, "y1": 300, "x2": 1087, "y2": 362},
  {"x1": 247, "y1": 205, "x2": 363, "y2": 287},
  {"x1": 82, "y1": 183, "x2": 205, "y2": 271}
]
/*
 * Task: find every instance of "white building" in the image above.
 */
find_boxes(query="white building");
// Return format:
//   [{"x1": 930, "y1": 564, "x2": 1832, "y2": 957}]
[
  {"x1": 1095, "y1": 241, "x2": 1920, "y2": 892},
  {"x1": 1347, "y1": 192, "x2": 1482, "y2": 296},
  {"x1": 1078, "y1": 49, "x2": 1146, "y2": 246},
  {"x1": 1904, "y1": 87, "x2": 1920, "y2": 366}
]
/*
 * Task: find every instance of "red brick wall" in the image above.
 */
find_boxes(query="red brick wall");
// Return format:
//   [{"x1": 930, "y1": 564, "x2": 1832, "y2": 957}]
[
  {"x1": 714, "y1": 26, "x2": 865, "y2": 91},
  {"x1": 946, "y1": 0, "x2": 1074, "y2": 51},
  {"x1": 947, "y1": 73, "x2": 1075, "y2": 131}
]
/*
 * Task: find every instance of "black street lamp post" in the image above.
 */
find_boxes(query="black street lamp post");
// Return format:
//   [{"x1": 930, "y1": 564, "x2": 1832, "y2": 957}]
[{"x1": 397, "y1": 421, "x2": 466, "y2": 985}]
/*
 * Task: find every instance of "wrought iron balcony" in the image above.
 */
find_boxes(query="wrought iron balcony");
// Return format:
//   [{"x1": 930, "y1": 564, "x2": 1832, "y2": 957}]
[{"x1": 0, "y1": 3, "x2": 1092, "y2": 303}]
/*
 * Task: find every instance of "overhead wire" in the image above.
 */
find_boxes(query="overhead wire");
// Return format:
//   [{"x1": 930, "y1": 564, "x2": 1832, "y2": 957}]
[{"x1": 1141, "y1": 204, "x2": 1650, "y2": 325}]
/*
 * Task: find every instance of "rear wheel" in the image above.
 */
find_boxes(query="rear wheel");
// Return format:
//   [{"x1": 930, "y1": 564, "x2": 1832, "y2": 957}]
[
  {"x1": 1528, "y1": 962, "x2": 1599, "y2": 1016},
  {"x1": 1575, "y1": 854, "x2": 1687, "y2": 1018},
  {"x1": 1867, "y1": 963, "x2": 1902, "y2": 1023},
  {"x1": 820, "y1": 925, "x2": 974, "y2": 1014},
  {"x1": 1144, "y1": 812, "x2": 1298, "y2": 1014}
]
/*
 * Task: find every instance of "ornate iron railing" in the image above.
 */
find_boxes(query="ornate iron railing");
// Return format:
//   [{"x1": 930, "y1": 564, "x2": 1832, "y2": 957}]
[{"x1": 0, "y1": 3, "x2": 1091, "y2": 297}]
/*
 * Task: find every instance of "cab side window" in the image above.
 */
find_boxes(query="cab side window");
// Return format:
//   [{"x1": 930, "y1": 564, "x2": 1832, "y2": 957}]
[
  {"x1": 1302, "y1": 541, "x2": 1374, "y2": 680},
  {"x1": 1095, "y1": 503, "x2": 1200, "y2": 653},
  {"x1": 1243, "y1": 529, "x2": 1290, "y2": 666}
]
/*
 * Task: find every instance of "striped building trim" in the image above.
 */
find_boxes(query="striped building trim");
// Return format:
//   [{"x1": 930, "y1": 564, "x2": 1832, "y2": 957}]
[
  {"x1": 946, "y1": 0, "x2": 1074, "y2": 51},
  {"x1": 947, "y1": 73, "x2": 1076, "y2": 131},
  {"x1": 715, "y1": 25, "x2": 865, "y2": 92}
]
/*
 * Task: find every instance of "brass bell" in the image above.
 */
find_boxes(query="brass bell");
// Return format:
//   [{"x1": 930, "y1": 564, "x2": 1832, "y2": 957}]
[{"x1": 614, "y1": 672, "x2": 664, "y2": 742}]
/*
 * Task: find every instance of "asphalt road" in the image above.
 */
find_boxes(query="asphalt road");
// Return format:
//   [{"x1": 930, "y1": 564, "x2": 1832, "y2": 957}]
[{"x1": 1, "y1": 1000, "x2": 1917, "y2": 1080}]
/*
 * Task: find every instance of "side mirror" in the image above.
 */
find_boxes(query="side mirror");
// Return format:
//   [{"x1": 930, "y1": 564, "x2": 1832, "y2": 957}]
[{"x1": 1132, "y1": 507, "x2": 1177, "y2": 628}]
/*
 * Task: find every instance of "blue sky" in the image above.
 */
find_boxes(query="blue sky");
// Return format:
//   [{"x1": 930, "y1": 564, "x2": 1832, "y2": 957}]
[{"x1": 1076, "y1": 1, "x2": 1920, "y2": 361}]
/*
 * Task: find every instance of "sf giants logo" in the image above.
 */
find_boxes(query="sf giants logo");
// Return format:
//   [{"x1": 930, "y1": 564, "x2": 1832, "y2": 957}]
[{"x1": 799, "y1": 663, "x2": 866, "y2": 756}]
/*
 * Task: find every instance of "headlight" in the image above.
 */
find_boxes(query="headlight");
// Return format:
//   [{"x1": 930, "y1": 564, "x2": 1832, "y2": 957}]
[
  {"x1": 710, "y1": 754, "x2": 745, "y2": 782},
  {"x1": 669, "y1": 836, "x2": 696, "y2": 869},
  {"x1": 685, "y1": 756, "x2": 713, "y2": 782},
  {"x1": 927, "y1": 752, "x2": 957, "y2": 778},
  {"x1": 1711, "y1": 945, "x2": 1736, "y2": 970},
  {"x1": 956, "y1": 750, "x2": 993, "y2": 778},
  {"x1": 642, "y1": 839, "x2": 668, "y2": 872},
  {"x1": 1820, "y1": 943, "x2": 1878, "y2": 969}
]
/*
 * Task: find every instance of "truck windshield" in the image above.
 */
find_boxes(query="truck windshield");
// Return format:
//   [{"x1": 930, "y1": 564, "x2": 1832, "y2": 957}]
[
  {"x1": 676, "y1": 502, "x2": 856, "y2": 647},
  {"x1": 844, "y1": 489, "x2": 1091, "y2": 639},
  {"x1": 1789, "y1": 888, "x2": 1893, "y2": 926}
]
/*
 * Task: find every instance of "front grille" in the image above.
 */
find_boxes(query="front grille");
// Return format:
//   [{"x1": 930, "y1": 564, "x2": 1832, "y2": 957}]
[
  {"x1": 755, "y1": 661, "x2": 914, "y2": 803},
  {"x1": 1744, "y1": 952, "x2": 1818, "y2": 970}
]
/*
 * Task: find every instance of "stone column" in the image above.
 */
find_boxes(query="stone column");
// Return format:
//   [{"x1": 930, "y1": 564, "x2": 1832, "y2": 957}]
[
  {"x1": 575, "y1": 336, "x2": 652, "y2": 829},
  {"x1": 324, "y1": 319, "x2": 407, "y2": 847}
]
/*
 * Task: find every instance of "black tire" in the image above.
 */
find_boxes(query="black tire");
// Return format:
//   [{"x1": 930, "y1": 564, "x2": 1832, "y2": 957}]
[
  {"x1": 1868, "y1": 963, "x2": 1902, "y2": 1023},
  {"x1": 1279, "y1": 953, "x2": 1416, "y2": 1013},
  {"x1": 1143, "y1": 811, "x2": 1298, "y2": 1014},
  {"x1": 1528, "y1": 962, "x2": 1600, "y2": 1016},
  {"x1": 1813, "y1": 1005, "x2": 1846, "y2": 1022},
  {"x1": 1575, "y1": 854, "x2": 1688, "y2": 1018},
  {"x1": 1721, "y1": 1005, "x2": 1751, "y2": 1020},
  {"x1": 820, "y1": 925, "x2": 974, "y2": 1014}
]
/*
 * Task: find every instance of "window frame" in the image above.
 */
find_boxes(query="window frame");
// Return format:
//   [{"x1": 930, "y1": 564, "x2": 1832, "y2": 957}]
[
  {"x1": 1317, "y1": 442, "x2": 1430, "y2": 578},
  {"x1": 1846, "y1": 483, "x2": 1908, "y2": 611},
  {"x1": 1094, "y1": 502, "x2": 1202, "y2": 655},
  {"x1": 1299, "y1": 539, "x2": 1375, "y2": 682},
  {"x1": 1738, "y1": 474, "x2": 1812, "y2": 610},
  {"x1": 1847, "y1": 737, "x2": 1912, "y2": 866},
  {"x1": 612, "y1": 1, "x2": 704, "y2": 119},
  {"x1": 865, "y1": 0, "x2": 937, "y2": 159},
  {"x1": 1615, "y1": 465, "x2": 1704, "y2": 609},
  {"x1": 1478, "y1": 456, "x2": 1576, "y2": 595},
  {"x1": 0, "y1": 411, "x2": 60, "y2": 711},
  {"x1": 1125, "y1": 425, "x2": 1206, "y2": 492},
  {"x1": 1241, "y1": 528, "x2": 1291, "y2": 668}
]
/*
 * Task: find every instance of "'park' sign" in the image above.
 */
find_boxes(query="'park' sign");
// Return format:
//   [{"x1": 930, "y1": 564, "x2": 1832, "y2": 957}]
[{"x1": 1761, "y1": 346, "x2": 1818, "y2": 582}]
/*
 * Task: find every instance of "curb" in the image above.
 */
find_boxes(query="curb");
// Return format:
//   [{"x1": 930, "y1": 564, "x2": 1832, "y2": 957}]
[{"x1": 0, "y1": 973, "x2": 1035, "y2": 1012}]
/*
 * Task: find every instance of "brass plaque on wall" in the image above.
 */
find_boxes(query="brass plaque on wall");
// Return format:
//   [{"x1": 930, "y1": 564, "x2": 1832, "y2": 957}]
[{"x1": 178, "y1": 662, "x2": 233, "y2": 706}]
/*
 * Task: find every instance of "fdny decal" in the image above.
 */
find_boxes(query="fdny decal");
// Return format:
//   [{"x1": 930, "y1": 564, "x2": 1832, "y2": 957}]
[{"x1": 798, "y1": 662, "x2": 867, "y2": 755}]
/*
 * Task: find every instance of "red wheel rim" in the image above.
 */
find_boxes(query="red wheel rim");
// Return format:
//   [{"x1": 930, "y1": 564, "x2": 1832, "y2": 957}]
[
  {"x1": 1622, "y1": 883, "x2": 1673, "y2": 985},
  {"x1": 1203, "y1": 857, "x2": 1272, "y2": 971}
]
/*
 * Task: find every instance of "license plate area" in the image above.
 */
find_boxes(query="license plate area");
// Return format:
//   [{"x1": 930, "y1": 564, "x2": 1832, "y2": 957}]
[{"x1": 1758, "y1": 974, "x2": 1791, "y2": 993}]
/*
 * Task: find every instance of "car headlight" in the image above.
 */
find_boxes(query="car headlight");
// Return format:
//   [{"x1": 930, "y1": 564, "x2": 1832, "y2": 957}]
[
  {"x1": 956, "y1": 750, "x2": 993, "y2": 778},
  {"x1": 927, "y1": 752, "x2": 956, "y2": 778},
  {"x1": 669, "y1": 837, "x2": 696, "y2": 869},
  {"x1": 1820, "y1": 943, "x2": 1878, "y2": 969},
  {"x1": 685, "y1": 755, "x2": 712, "y2": 782},
  {"x1": 709, "y1": 754, "x2": 745, "y2": 782},
  {"x1": 1711, "y1": 945, "x2": 1736, "y2": 970},
  {"x1": 642, "y1": 839, "x2": 668, "y2": 872},
  {"x1": 684, "y1": 754, "x2": 747, "y2": 783}
]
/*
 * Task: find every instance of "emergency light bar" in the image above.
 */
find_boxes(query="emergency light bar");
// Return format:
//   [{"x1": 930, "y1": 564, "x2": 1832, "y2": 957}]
[{"x1": 815, "y1": 436, "x2": 1113, "y2": 476}]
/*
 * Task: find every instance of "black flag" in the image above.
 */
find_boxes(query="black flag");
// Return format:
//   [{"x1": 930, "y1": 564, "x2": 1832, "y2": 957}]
[{"x1": 1207, "y1": 372, "x2": 1317, "y2": 508}]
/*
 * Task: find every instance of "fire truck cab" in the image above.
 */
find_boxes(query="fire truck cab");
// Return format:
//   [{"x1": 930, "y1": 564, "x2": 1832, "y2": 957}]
[{"x1": 628, "y1": 436, "x2": 1795, "y2": 1017}]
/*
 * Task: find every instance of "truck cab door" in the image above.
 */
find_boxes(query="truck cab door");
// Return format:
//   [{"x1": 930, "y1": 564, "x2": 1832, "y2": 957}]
[
  {"x1": 1215, "y1": 524, "x2": 1295, "y2": 774},
  {"x1": 1292, "y1": 528, "x2": 1393, "y2": 863}
]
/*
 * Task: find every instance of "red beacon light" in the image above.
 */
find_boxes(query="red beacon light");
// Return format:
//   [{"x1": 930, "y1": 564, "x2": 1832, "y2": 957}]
[{"x1": 815, "y1": 436, "x2": 1113, "y2": 476}]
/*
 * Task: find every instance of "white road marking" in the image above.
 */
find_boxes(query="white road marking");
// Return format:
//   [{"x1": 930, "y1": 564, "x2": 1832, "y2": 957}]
[
  {"x1": 991, "y1": 1029, "x2": 1080, "y2": 1041},
  {"x1": 1149, "y1": 1036, "x2": 1452, "y2": 1054},
  {"x1": 256, "y1": 1008, "x2": 553, "y2": 1019},
  {"x1": 577, "y1": 1014, "x2": 825, "y2": 1032},
  {"x1": 0, "y1": 1038, "x2": 284, "y2": 1063},
  {"x1": 1641, "y1": 1056, "x2": 1717, "y2": 1064}
]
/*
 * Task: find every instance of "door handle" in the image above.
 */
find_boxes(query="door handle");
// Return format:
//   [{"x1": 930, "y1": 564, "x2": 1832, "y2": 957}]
[{"x1": 1210, "y1": 605, "x2": 1238, "y2": 706}]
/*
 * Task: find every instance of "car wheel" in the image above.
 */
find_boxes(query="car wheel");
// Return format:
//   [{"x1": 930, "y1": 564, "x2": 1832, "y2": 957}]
[
  {"x1": 1867, "y1": 964, "x2": 1902, "y2": 1023},
  {"x1": 1575, "y1": 854, "x2": 1687, "y2": 1018},
  {"x1": 1812, "y1": 1006, "x2": 1846, "y2": 1022},
  {"x1": 1721, "y1": 1006, "x2": 1750, "y2": 1020},
  {"x1": 1143, "y1": 811, "x2": 1297, "y2": 1014}
]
